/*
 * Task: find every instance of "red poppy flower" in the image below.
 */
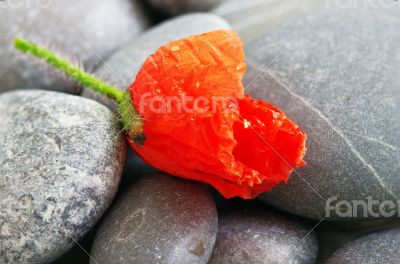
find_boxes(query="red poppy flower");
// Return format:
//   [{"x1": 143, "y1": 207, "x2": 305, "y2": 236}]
[
  {"x1": 128, "y1": 30, "x2": 306, "y2": 199},
  {"x1": 14, "y1": 30, "x2": 306, "y2": 199}
]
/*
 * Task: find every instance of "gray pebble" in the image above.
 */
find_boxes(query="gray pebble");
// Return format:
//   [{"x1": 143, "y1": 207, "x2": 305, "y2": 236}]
[
  {"x1": 82, "y1": 13, "x2": 231, "y2": 110},
  {"x1": 0, "y1": 0, "x2": 149, "y2": 92},
  {"x1": 213, "y1": 0, "x2": 323, "y2": 43},
  {"x1": 0, "y1": 90, "x2": 126, "y2": 263},
  {"x1": 244, "y1": 8, "x2": 400, "y2": 220},
  {"x1": 121, "y1": 148, "x2": 159, "y2": 186},
  {"x1": 325, "y1": 228, "x2": 400, "y2": 264},
  {"x1": 317, "y1": 220, "x2": 400, "y2": 263},
  {"x1": 209, "y1": 208, "x2": 318, "y2": 264},
  {"x1": 90, "y1": 174, "x2": 218, "y2": 264}
]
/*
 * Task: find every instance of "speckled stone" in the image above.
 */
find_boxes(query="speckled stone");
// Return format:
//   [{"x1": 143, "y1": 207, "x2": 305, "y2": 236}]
[
  {"x1": 147, "y1": 0, "x2": 219, "y2": 16},
  {"x1": 83, "y1": 13, "x2": 231, "y2": 110},
  {"x1": 325, "y1": 229, "x2": 400, "y2": 264},
  {"x1": 0, "y1": 90, "x2": 126, "y2": 263},
  {"x1": 213, "y1": 0, "x2": 323, "y2": 43},
  {"x1": 209, "y1": 208, "x2": 318, "y2": 264},
  {"x1": 0, "y1": 0, "x2": 149, "y2": 92},
  {"x1": 90, "y1": 174, "x2": 218, "y2": 264},
  {"x1": 246, "y1": 9, "x2": 400, "y2": 220}
]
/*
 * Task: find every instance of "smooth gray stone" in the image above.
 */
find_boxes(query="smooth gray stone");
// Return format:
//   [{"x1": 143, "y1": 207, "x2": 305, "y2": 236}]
[
  {"x1": 0, "y1": 90, "x2": 126, "y2": 263},
  {"x1": 0, "y1": 0, "x2": 149, "y2": 92},
  {"x1": 147, "y1": 0, "x2": 220, "y2": 16},
  {"x1": 121, "y1": 148, "x2": 159, "y2": 185},
  {"x1": 213, "y1": 0, "x2": 323, "y2": 43},
  {"x1": 208, "y1": 208, "x2": 318, "y2": 264},
  {"x1": 82, "y1": 13, "x2": 231, "y2": 110},
  {"x1": 325, "y1": 228, "x2": 400, "y2": 264},
  {"x1": 316, "y1": 220, "x2": 400, "y2": 263},
  {"x1": 90, "y1": 174, "x2": 218, "y2": 264},
  {"x1": 245, "y1": 9, "x2": 400, "y2": 220}
]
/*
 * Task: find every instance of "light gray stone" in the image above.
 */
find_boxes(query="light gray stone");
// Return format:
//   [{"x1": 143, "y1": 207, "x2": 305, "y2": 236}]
[
  {"x1": 147, "y1": 0, "x2": 220, "y2": 16},
  {"x1": 245, "y1": 9, "x2": 400, "y2": 220},
  {"x1": 0, "y1": 90, "x2": 126, "y2": 263},
  {"x1": 213, "y1": 0, "x2": 323, "y2": 43},
  {"x1": 209, "y1": 208, "x2": 318, "y2": 264},
  {"x1": 82, "y1": 13, "x2": 231, "y2": 110},
  {"x1": 325, "y1": 228, "x2": 400, "y2": 264},
  {"x1": 90, "y1": 174, "x2": 218, "y2": 264},
  {"x1": 0, "y1": 0, "x2": 149, "y2": 92}
]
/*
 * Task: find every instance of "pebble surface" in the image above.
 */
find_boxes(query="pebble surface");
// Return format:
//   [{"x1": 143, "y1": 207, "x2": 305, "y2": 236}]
[
  {"x1": 0, "y1": 0, "x2": 149, "y2": 92},
  {"x1": 0, "y1": 90, "x2": 126, "y2": 263},
  {"x1": 90, "y1": 174, "x2": 218, "y2": 264},
  {"x1": 209, "y1": 208, "x2": 318, "y2": 264},
  {"x1": 246, "y1": 8, "x2": 400, "y2": 220},
  {"x1": 325, "y1": 228, "x2": 400, "y2": 264},
  {"x1": 213, "y1": 0, "x2": 323, "y2": 43}
]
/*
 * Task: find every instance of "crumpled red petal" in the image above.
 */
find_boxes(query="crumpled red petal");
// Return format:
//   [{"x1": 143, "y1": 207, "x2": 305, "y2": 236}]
[{"x1": 128, "y1": 29, "x2": 306, "y2": 199}]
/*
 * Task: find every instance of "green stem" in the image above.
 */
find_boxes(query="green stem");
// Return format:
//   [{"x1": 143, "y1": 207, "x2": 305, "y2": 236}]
[
  {"x1": 14, "y1": 37, "x2": 124, "y2": 103},
  {"x1": 14, "y1": 37, "x2": 145, "y2": 145}
]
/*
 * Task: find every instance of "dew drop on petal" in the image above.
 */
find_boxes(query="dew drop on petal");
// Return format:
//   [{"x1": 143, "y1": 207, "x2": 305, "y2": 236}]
[
  {"x1": 171, "y1": 46, "x2": 180, "y2": 52},
  {"x1": 244, "y1": 119, "x2": 251, "y2": 128},
  {"x1": 236, "y1": 62, "x2": 246, "y2": 71}
]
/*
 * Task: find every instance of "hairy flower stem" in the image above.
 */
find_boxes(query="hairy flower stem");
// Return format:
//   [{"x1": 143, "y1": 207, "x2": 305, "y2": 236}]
[{"x1": 14, "y1": 37, "x2": 145, "y2": 145}]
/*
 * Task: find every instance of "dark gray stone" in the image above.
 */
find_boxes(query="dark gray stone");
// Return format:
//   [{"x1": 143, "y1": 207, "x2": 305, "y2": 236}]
[
  {"x1": 245, "y1": 9, "x2": 400, "y2": 220},
  {"x1": 316, "y1": 220, "x2": 400, "y2": 263},
  {"x1": 325, "y1": 228, "x2": 400, "y2": 264},
  {"x1": 90, "y1": 174, "x2": 218, "y2": 264},
  {"x1": 0, "y1": 90, "x2": 126, "y2": 263},
  {"x1": 209, "y1": 208, "x2": 318, "y2": 264},
  {"x1": 83, "y1": 13, "x2": 230, "y2": 110},
  {"x1": 121, "y1": 148, "x2": 159, "y2": 185},
  {"x1": 0, "y1": 0, "x2": 149, "y2": 92},
  {"x1": 147, "y1": 0, "x2": 220, "y2": 16},
  {"x1": 213, "y1": 0, "x2": 323, "y2": 43}
]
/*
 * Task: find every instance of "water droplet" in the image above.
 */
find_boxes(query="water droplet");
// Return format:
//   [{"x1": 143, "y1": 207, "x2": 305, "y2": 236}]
[
  {"x1": 244, "y1": 119, "x2": 251, "y2": 128},
  {"x1": 195, "y1": 82, "x2": 200, "y2": 88},
  {"x1": 171, "y1": 46, "x2": 180, "y2": 52},
  {"x1": 236, "y1": 63, "x2": 246, "y2": 71},
  {"x1": 272, "y1": 111, "x2": 280, "y2": 119}
]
